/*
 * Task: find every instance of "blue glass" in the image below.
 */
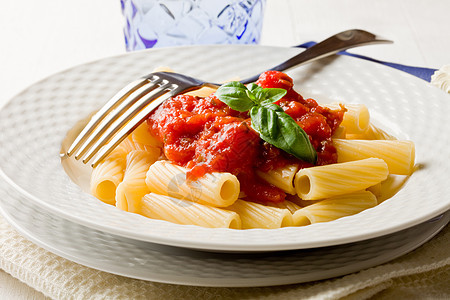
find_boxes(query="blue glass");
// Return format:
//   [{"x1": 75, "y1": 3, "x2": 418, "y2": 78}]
[{"x1": 121, "y1": 0, "x2": 266, "y2": 51}]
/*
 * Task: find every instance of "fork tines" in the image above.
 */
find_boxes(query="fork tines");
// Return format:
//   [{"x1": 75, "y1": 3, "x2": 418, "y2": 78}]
[{"x1": 67, "y1": 73, "x2": 179, "y2": 167}]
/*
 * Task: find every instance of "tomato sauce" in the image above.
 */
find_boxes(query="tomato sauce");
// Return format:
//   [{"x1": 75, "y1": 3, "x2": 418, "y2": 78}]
[{"x1": 147, "y1": 71, "x2": 345, "y2": 203}]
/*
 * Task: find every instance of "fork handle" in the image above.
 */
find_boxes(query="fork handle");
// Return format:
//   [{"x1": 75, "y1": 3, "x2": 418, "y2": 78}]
[{"x1": 240, "y1": 29, "x2": 392, "y2": 84}]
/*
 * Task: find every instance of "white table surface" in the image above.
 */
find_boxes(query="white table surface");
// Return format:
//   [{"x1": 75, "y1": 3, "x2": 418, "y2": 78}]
[{"x1": 0, "y1": 0, "x2": 448, "y2": 298}]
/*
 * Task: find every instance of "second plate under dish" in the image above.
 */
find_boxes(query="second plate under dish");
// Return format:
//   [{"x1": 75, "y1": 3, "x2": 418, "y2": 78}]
[{"x1": 0, "y1": 182, "x2": 447, "y2": 287}]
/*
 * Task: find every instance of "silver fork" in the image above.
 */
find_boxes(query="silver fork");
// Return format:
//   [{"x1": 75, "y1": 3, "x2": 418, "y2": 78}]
[{"x1": 67, "y1": 29, "x2": 392, "y2": 167}]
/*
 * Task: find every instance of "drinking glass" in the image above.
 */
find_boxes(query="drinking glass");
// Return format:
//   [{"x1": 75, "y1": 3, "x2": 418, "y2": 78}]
[{"x1": 120, "y1": 0, "x2": 267, "y2": 51}]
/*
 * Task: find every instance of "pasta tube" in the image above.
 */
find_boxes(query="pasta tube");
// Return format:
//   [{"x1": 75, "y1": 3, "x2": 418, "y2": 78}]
[
  {"x1": 141, "y1": 193, "x2": 241, "y2": 229},
  {"x1": 119, "y1": 128, "x2": 161, "y2": 161},
  {"x1": 333, "y1": 139, "x2": 415, "y2": 175},
  {"x1": 294, "y1": 158, "x2": 389, "y2": 200},
  {"x1": 131, "y1": 121, "x2": 163, "y2": 149},
  {"x1": 285, "y1": 194, "x2": 322, "y2": 208},
  {"x1": 256, "y1": 164, "x2": 299, "y2": 195},
  {"x1": 90, "y1": 146, "x2": 127, "y2": 205},
  {"x1": 226, "y1": 200, "x2": 293, "y2": 229},
  {"x1": 324, "y1": 103, "x2": 370, "y2": 134},
  {"x1": 266, "y1": 199, "x2": 302, "y2": 214},
  {"x1": 293, "y1": 190, "x2": 378, "y2": 225},
  {"x1": 116, "y1": 150, "x2": 157, "y2": 213},
  {"x1": 367, "y1": 182, "x2": 382, "y2": 198},
  {"x1": 346, "y1": 123, "x2": 397, "y2": 140},
  {"x1": 332, "y1": 126, "x2": 346, "y2": 139},
  {"x1": 145, "y1": 160, "x2": 240, "y2": 207}
]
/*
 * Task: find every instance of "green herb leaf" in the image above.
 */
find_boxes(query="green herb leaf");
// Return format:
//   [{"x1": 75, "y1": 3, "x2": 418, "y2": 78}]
[
  {"x1": 250, "y1": 104, "x2": 317, "y2": 163},
  {"x1": 215, "y1": 81, "x2": 317, "y2": 164},
  {"x1": 261, "y1": 88, "x2": 287, "y2": 104},
  {"x1": 214, "y1": 82, "x2": 255, "y2": 112},
  {"x1": 248, "y1": 84, "x2": 266, "y2": 102},
  {"x1": 246, "y1": 83, "x2": 261, "y2": 93}
]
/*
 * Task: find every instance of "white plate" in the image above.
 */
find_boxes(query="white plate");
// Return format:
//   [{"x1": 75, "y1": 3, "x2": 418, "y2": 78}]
[
  {"x1": 0, "y1": 182, "x2": 448, "y2": 287},
  {"x1": 0, "y1": 45, "x2": 449, "y2": 251}
]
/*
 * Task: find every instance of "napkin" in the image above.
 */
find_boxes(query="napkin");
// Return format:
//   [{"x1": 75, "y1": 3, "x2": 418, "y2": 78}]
[
  {"x1": 1, "y1": 54, "x2": 449, "y2": 300},
  {"x1": 297, "y1": 41, "x2": 439, "y2": 82}
]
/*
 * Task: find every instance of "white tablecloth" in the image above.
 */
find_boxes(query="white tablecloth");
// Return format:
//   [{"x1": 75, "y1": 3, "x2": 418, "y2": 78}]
[{"x1": 0, "y1": 0, "x2": 449, "y2": 298}]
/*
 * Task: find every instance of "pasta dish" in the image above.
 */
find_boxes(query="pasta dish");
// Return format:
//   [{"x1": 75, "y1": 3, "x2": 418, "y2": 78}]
[{"x1": 89, "y1": 70, "x2": 415, "y2": 229}]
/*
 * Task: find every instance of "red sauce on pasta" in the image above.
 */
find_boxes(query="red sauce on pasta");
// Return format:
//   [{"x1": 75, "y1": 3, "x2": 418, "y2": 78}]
[{"x1": 148, "y1": 71, "x2": 345, "y2": 203}]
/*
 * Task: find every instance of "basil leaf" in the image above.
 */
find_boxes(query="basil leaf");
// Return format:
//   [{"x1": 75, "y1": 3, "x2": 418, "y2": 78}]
[
  {"x1": 250, "y1": 104, "x2": 317, "y2": 163},
  {"x1": 215, "y1": 82, "x2": 255, "y2": 112},
  {"x1": 215, "y1": 81, "x2": 317, "y2": 164},
  {"x1": 247, "y1": 84, "x2": 286, "y2": 104},
  {"x1": 245, "y1": 89, "x2": 256, "y2": 102},
  {"x1": 261, "y1": 88, "x2": 287, "y2": 104},
  {"x1": 246, "y1": 83, "x2": 260, "y2": 93}
]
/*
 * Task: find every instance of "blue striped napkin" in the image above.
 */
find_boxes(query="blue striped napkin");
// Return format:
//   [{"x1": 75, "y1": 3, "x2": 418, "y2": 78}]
[{"x1": 297, "y1": 42, "x2": 437, "y2": 82}]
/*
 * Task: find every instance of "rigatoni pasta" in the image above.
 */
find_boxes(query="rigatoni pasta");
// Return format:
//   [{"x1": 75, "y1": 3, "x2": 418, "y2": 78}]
[
  {"x1": 116, "y1": 150, "x2": 157, "y2": 213},
  {"x1": 293, "y1": 191, "x2": 378, "y2": 225},
  {"x1": 145, "y1": 160, "x2": 240, "y2": 207},
  {"x1": 90, "y1": 145, "x2": 127, "y2": 205},
  {"x1": 256, "y1": 164, "x2": 298, "y2": 195},
  {"x1": 346, "y1": 123, "x2": 397, "y2": 140},
  {"x1": 86, "y1": 70, "x2": 415, "y2": 230},
  {"x1": 294, "y1": 158, "x2": 389, "y2": 200},
  {"x1": 266, "y1": 199, "x2": 302, "y2": 214},
  {"x1": 131, "y1": 122, "x2": 163, "y2": 150},
  {"x1": 333, "y1": 139, "x2": 415, "y2": 175},
  {"x1": 141, "y1": 193, "x2": 241, "y2": 229},
  {"x1": 323, "y1": 103, "x2": 370, "y2": 134},
  {"x1": 226, "y1": 199, "x2": 293, "y2": 229}
]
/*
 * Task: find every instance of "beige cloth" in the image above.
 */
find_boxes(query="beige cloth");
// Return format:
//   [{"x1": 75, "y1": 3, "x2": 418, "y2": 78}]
[{"x1": 0, "y1": 213, "x2": 448, "y2": 300}]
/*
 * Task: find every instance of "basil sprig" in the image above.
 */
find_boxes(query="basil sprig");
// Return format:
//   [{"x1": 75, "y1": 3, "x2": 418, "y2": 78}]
[{"x1": 215, "y1": 82, "x2": 317, "y2": 164}]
